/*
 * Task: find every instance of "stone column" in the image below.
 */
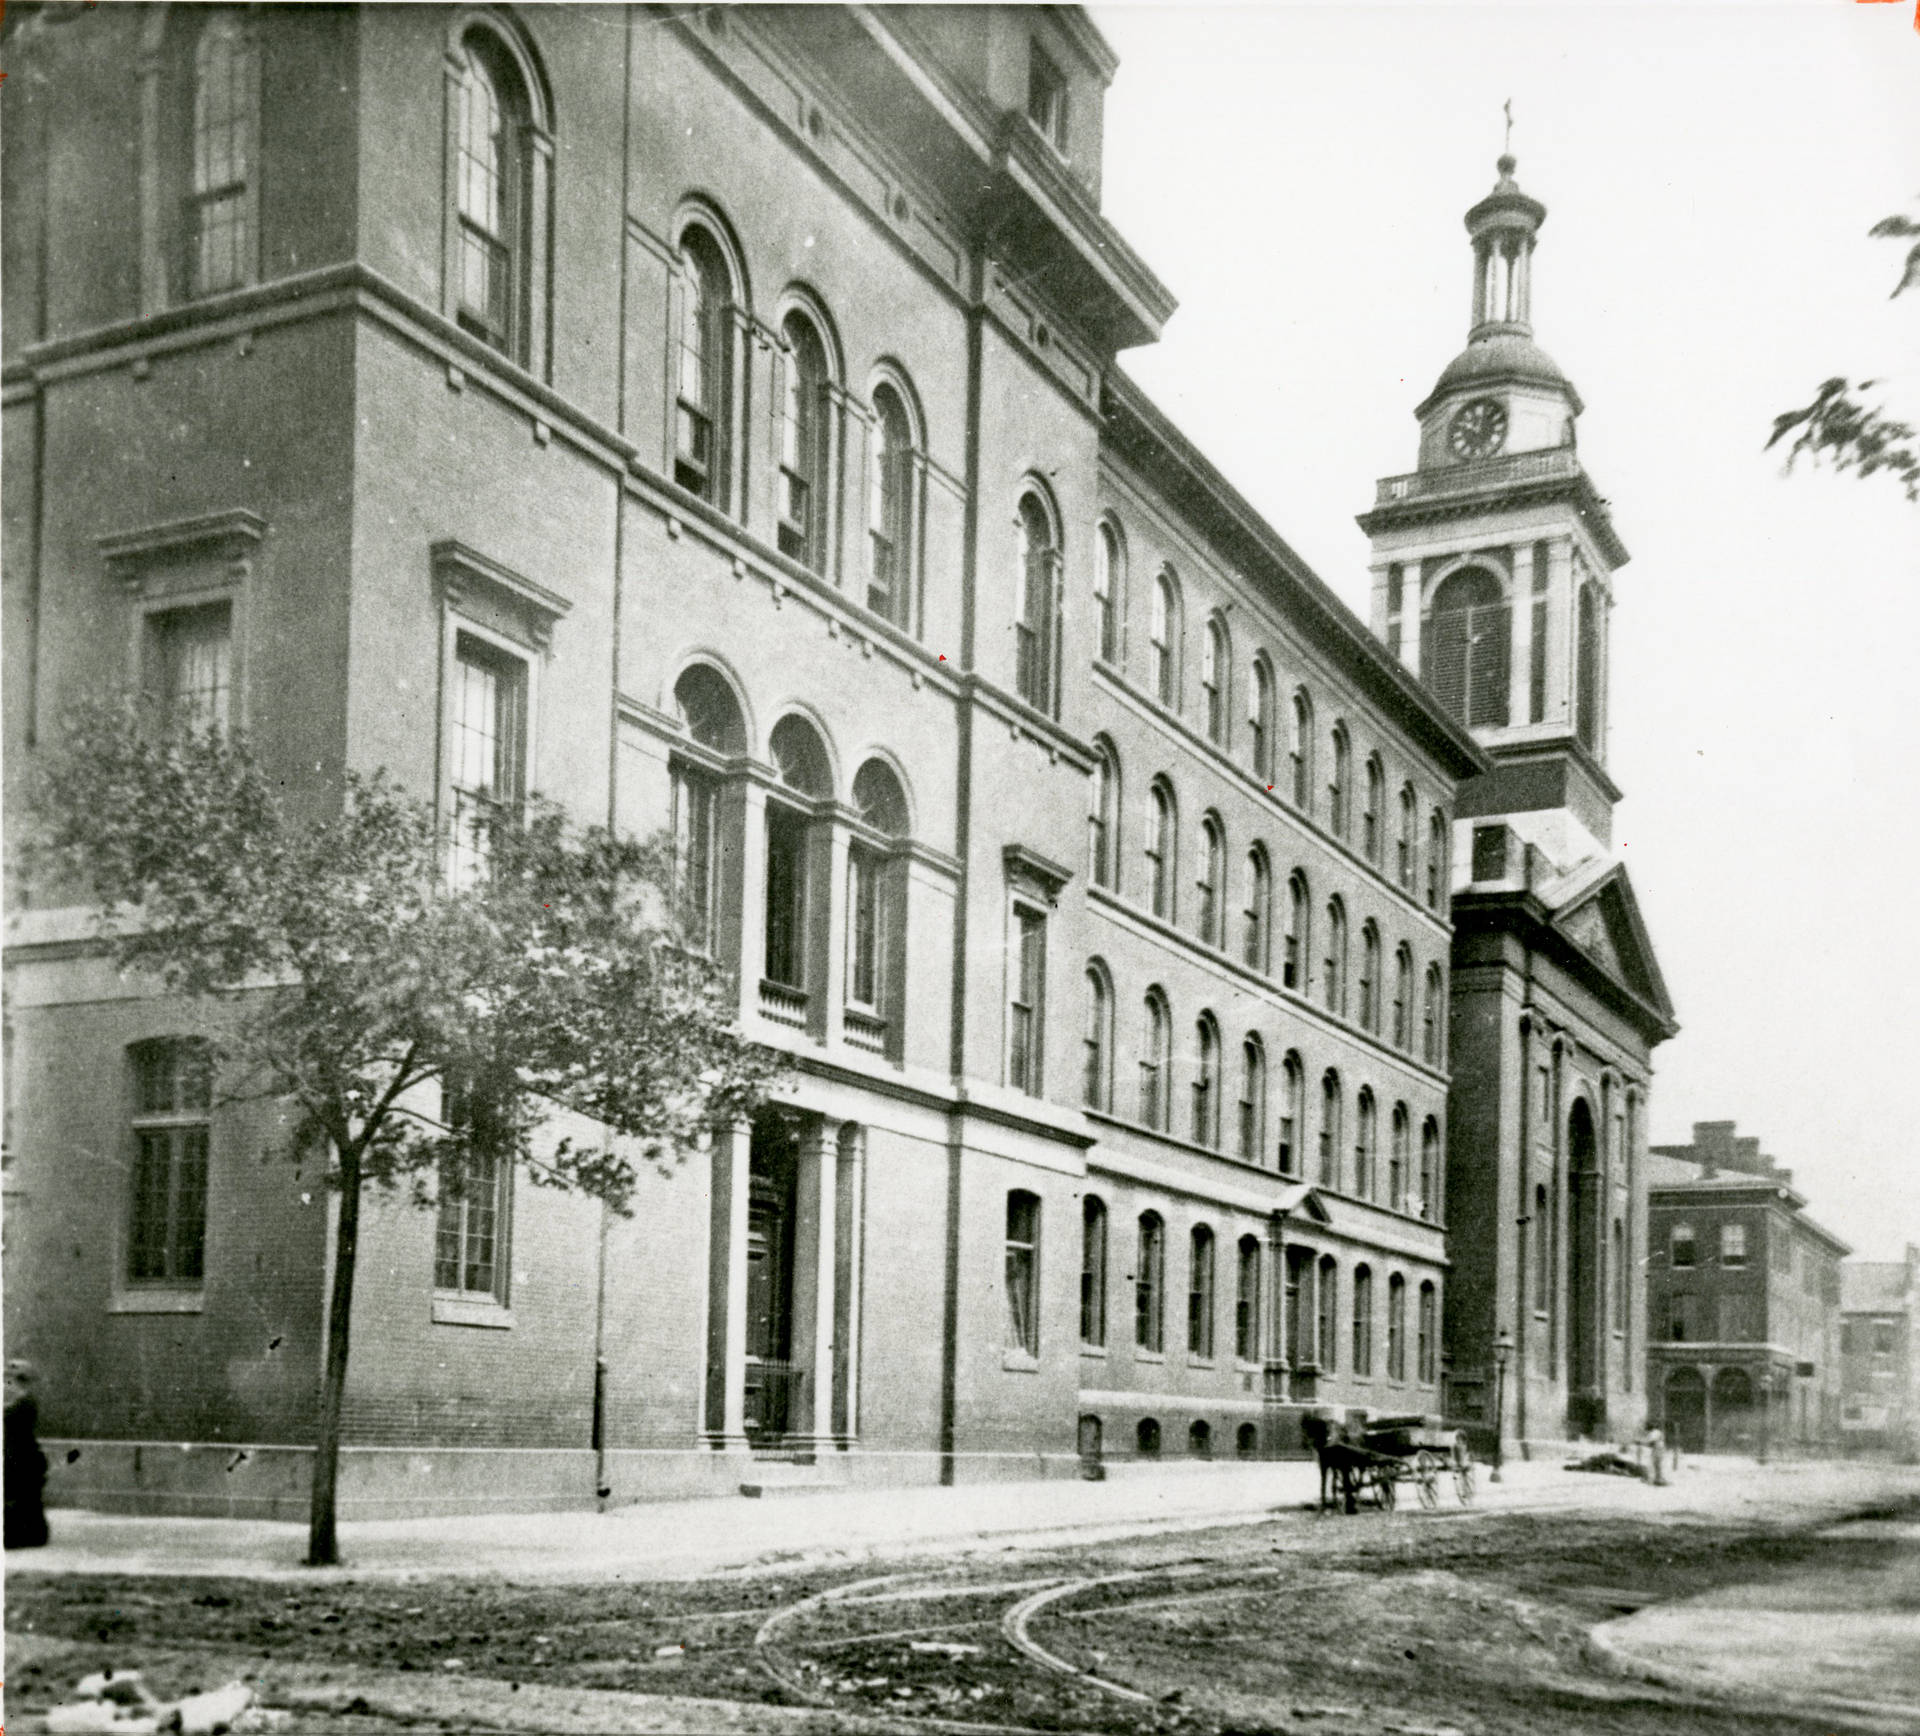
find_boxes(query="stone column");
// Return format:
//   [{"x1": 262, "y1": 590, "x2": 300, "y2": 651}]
[
  {"x1": 702, "y1": 1123, "x2": 753, "y2": 1449},
  {"x1": 735, "y1": 779, "x2": 770, "y2": 1025},
  {"x1": 815, "y1": 814, "x2": 851, "y2": 1046},
  {"x1": 1543, "y1": 540, "x2": 1574, "y2": 730},
  {"x1": 833, "y1": 1122, "x2": 865, "y2": 1443},
  {"x1": 1263, "y1": 1209, "x2": 1289, "y2": 1438},
  {"x1": 1403, "y1": 560, "x2": 1424, "y2": 679},
  {"x1": 790, "y1": 1116, "x2": 842, "y2": 1455}
]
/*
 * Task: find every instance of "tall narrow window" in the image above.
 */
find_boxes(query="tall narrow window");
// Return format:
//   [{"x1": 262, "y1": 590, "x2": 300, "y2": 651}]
[
  {"x1": 1082, "y1": 966, "x2": 1112, "y2": 1111},
  {"x1": 1386, "y1": 563, "x2": 1405, "y2": 659},
  {"x1": 1576, "y1": 578, "x2": 1603, "y2": 751},
  {"x1": 1670, "y1": 1224, "x2": 1696, "y2": 1269},
  {"x1": 1203, "y1": 616, "x2": 1229, "y2": 745},
  {"x1": 1197, "y1": 816, "x2": 1225, "y2": 947},
  {"x1": 847, "y1": 760, "x2": 907, "y2": 1031},
  {"x1": 1015, "y1": 493, "x2": 1060, "y2": 713},
  {"x1": 1191, "y1": 1015, "x2": 1221, "y2": 1148},
  {"x1": 1089, "y1": 739, "x2": 1118, "y2": 890},
  {"x1": 1151, "y1": 572, "x2": 1178, "y2": 707},
  {"x1": 1427, "y1": 811, "x2": 1449, "y2": 910},
  {"x1": 454, "y1": 42, "x2": 516, "y2": 350},
  {"x1": 1387, "y1": 1273, "x2": 1407, "y2": 1380},
  {"x1": 1354, "y1": 1089, "x2": 1377, "y2": 1200},
  {"x1": 1188, "y1": 1225, "x2": 1216, "y2": 1358},
  {"x1": 1352, "y1": 1264, "x2": 1374, "y2": 1375},
  {"x1": 1236, "y1": 1236, "x2": 1262, "y2": 1362},
  {"x1": 1423, "y1": 963, "x2": 1443, "y2": 1064},
  {"x1": 127, "y1": 1038, "x2": 212, "y2": 1286},
  {"x1": 1419, "y1": 1119, "x2": 1441, "y2": 1222},
  {"x1": 1328, "y1": 724, "x2": 1351, "y2": 839},
  {"x1": 190, "y1": 12, "x2": 255, "y2": 297},
  {"x1": 1417, "y1": 1281, "x2": 1437, "y2": 1383},
  {"x1": 1363, "y1": 755, "x2": 1384, "y2": 864},
  {"x1": 1093, "y1": 520, "x2": 1121, "y2": 664},
  {"x1": 1529, "y1": 544, "x2": 1550, "y2": 723},
  {"x1": 1026, "y1": 39, "x2": 1069, "y2": 151},
  {"x1": 867, "y1": 383, "x2": 915, "y2": 625},
  {"x1": 1317, "y1": 1256, "x2": 1338, "y2": 1374},
  {"x1": 1720, "y1": 1223, "x2": 1748, "y2": 1267},
  {"x1": 1009, "y1": 905, "x2": 1047, "y2": 1096},
  {"x1": 764, "y1": 716, "x2": 830, "y2": 998},
  {"x1": 1237, "y1": 1036, "x2": 1266, "y2": 1163},
  {"x1": 1140, "y1": 991, "x2": 1171, "y2": 1131},
  {"x1": 1249, "y1": 657, "x2": 1275, "y2": 784},
  {"x1": 435, "y1": 1075, "x2": 512, "y2": 1302},
  {"x1": 672, "y1": 765, "x2": 719, "y2": 952},
  {"x1": 448, "y1": 634, "x2": 527, "y2": 890},
  {"x1": 148, "y1": 601, "x2": 233, "y2": 733},
  {"x1": 1005, "y1": 1192, "x2": 1040, "y2": 1356},
  {"x1": 1318, "y1": 1070, "x2": 1342, "y2": 1189},
  {"x1": 1284, "y1": 872, "x2": 1308, "y2": 991},
  {"x1": 1242, "y1": 847, "x2": 1272, "y2": 971},
  {"x1": 777, "y1": 312, "x2": 831, "y2": 570},
  {"x1": 1081, "y1": 1196, "x2": 1108, "y2": 1346},
  {"x1": 1423, "y1": 567, "x2": 1510, "y2": 728},
  {"x1": 1289, "y1": 690, "x2": 1314, "y2": 808},
  {"x1": 1277, "y1": 1051, "x2": 1303, "y2": 1175},
  {"x1": 1358, "y1": 922, "x2": 1381, "y2": 1032},
  {"x1": 1392, "y1": 945, "x2": 1413, "y2": 1048},
  {"x1": 1322, "y1": 898, "x2": 1347, "y2": 1016},
  {"x1": 676, "y1": 229, "x2": 733, "y2": 503},
  {"x1": 1389, "y1": 1104, "x2": 1410, "y2": 1212},
  {"x1": 1533, "y1": 1182, "x2": 1551, "y2": 1312},
  {"x1": 1612, "y1": 1219, "x2": 1626, "y2": 1331},
  {"x1": 1146, "y1": 782, "x2": 1175, "y2": 920},
  {"x1": 1136, "y1": 1211, "x2": 1165, "y2": 1352},
  {"x1": 1398, "y1": 784, "x2": 1417, "y2": 890}
]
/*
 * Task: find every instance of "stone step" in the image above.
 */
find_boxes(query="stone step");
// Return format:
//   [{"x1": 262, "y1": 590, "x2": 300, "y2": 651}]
[{"x1": 738, "y1": 1460, "x2": 849, "y2": 1499}]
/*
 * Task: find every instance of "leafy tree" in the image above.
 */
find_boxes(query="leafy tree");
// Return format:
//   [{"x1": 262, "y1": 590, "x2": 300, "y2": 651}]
[
  {"x1": 1768, "y1": 212, "x2": 1920, "y2": 503},
  {"x1": 29, "y1": 705, "x2": 784, "y2": 1565}
]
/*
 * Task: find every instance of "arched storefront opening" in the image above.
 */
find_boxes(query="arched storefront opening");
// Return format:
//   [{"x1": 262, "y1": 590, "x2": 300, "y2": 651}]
[
  {"x1": 1664, "y1": 1367, "x2": 1706, "y2": 1455},
  {"x1": 1711, "y1": 1367, "x2": 1755, "y2": 1452}
]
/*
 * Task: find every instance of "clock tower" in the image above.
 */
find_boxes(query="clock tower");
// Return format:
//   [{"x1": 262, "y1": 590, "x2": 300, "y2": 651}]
[{"x1": 1362, "y1": 155, "x2": 1677, "y2": 1454}]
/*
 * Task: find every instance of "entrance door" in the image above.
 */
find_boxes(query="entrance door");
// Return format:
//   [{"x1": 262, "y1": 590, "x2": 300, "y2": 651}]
[
  {"x1": 1664, "y1": 1367, "x2": 1706, "y2": 1454},
  {"x1": 1566, "y1": 1098, "x2": 1603, "y2": 1435},
  {"x1": 743, "y1": 1119, "x2": 797, "y2": 1443}
]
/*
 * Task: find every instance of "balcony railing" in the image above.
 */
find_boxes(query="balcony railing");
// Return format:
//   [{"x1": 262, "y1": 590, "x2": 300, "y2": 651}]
[
  {"x1": 1374, "y1": 446, "x2": 1581, "y2": 506},
  {"x1": 843, "y1": 1007, "x2": 888, "y2": 1055},
  {"x1": 758, "y1": 979, "x2": 810, "y2": 1029}
]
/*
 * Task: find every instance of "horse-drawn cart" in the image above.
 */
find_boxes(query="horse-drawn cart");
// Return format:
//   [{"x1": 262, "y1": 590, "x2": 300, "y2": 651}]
[{"x1": 1302, "y1": 1410, "x2": 1476, "y2": 1513}]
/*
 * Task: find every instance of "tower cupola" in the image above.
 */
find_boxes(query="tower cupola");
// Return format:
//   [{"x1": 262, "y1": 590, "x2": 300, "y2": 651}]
[{"x1": 1466, "y1": 154, "x2": 1546, "y2": 338}]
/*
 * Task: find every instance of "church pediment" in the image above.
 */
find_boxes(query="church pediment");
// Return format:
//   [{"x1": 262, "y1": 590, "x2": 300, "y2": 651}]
[{"x1": 1547, "y1": 864, "x2": 1675, "y2": 1028}]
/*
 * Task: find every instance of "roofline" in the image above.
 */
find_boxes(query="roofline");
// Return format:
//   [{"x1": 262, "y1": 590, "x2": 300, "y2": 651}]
[
  {"x1": 1357, "y1": 460, "x2": 1629, "y2": 570},
  {"x1": 1102, "y1": 369, "x2": 1490, "y2": 784}
]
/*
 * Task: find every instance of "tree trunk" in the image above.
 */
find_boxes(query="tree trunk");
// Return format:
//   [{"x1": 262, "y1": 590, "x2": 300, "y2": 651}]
[{"x1": 307, "y1": 1139, "x2": 364, "y2": 1566}]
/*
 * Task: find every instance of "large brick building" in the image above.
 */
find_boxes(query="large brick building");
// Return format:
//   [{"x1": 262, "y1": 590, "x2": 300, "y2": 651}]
[
  {"x1": 1646, "y1": 1122, "x2": 1849, "y2": 1456},
  {"x1": 2, "y1": 4, "x2": 1486, "y2": 1517}
]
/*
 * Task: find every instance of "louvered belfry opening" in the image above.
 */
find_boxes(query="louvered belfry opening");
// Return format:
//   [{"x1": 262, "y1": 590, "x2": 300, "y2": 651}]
[{"x1": 1422, "y1": 566, "x2": 1510, "y2": 729}]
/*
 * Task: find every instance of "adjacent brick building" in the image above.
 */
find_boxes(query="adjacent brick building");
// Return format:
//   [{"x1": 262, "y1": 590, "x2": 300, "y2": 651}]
[
  {"x1": 1839, "y1": 1246, "x2": 1919, "y2": 1459},
  {"x1": 1646, "y1": 1122, "x2": 1849, "y2": 1455}
]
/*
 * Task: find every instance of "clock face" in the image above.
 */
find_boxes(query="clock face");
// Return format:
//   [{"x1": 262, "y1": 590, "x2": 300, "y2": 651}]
[{"x1": 1447, "y1": 398, "x2": 1509, "y2": 461}]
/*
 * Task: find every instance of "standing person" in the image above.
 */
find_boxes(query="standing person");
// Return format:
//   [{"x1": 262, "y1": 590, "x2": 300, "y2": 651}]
[{"x1": 5, "y1": 1358, "x2": 50, "y2": 1549}]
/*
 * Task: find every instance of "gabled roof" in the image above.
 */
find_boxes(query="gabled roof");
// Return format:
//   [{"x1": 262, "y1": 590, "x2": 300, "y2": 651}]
[{"x1": 1542, "y1": 859, "x2": 1677, "y2": 1033}]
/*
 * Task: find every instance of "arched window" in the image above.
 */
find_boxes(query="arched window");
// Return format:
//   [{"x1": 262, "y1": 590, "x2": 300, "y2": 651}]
[
  {"x1": 1289, "y1": 689, "x2": 1314, "y2": 808},
  {"x1": 1278, "y1": 1051, "x2": 1304, "y2": 1175},
  {"x1": 1236, "y1": 1420, "x2": 1258, "y2": 1458},
  {"x1": 1576, "y1": 578, "x2": 1603, "y2": 751},
  {"x1": 1417, "y1": 1281, "x2": 1438, "y2": 1383},
  {"x1": 776, "y1": 309, "x2": 833, "y2": 570},
  {"x1": 1249, "y1": 656, "x2": 1276, "y2": 784},
  {"x1": 1533, "y1": 1182, "x2": 1552, "y2": 1312},
  {"x1": 670, "y1": 665, "x2": 747, "y2": 953},
  {"x1": 1398, "y1": 783, "x2": 1418, "y2": 891},
  {"x1": 676, "y1": 225, "x2": 735, "y2": 504},
  {"x1": 1140, "y1": 989, "x2": 1172, "y2": 1131},
  {"x1": 1284, "y1": 871, "x2": 1309, "y2": 991},
  {"x1": 1093, "y1": 519, "x2": 1122, "y2": 665},
  {"x1": 1387, "y1": 1273, "x2": 1408, "y2": 1380},
  {"x1": 1352, "y1": 1263, "x2": 1374, "y2": 1375},
  {"x1": 1197, "y1": 814, "x2": 1225, "y2": 948},
  {"x1": 1188, "y1": 1224, "x2": 1216, "y2": 1357},
  {"x1": 1237, "y1": 1034, "x2": 1266, "y2": 1163},
  {"x1": 1081, "y1": 1194, "x2": 1108, "y2": 1346},
  {"x1": 1203, "y1": 615, "x2": 1230, "y2": 745},
  {"x1": 1358, "y1": 921, "x2": 1381, "y2": 1032},
  {"x1": 1236, "y1": 1236, "x2": 1262, "y2": 1362},
  {"x1": 1423, "y1": 963, "x2": 1444, "y2": 1064},
  {"x1": 847, "y1": 760, "x2": 907, "y2": 1024},
  {"x1": 1419, "y1": 1118, "x2": 1441, "y2": 1222},
  {"x1": 1151, "y1": 570, "x2": 1179, "y2": 707},
  {"x1": 1318, "y1": 1069, "x2": 1343, "y2": 1188},
  {"x1": 1612, "y1": 1218, "x2": 1627, "y2": 1332},
  {"x1": 1146, "y1": 781, "x2": 1176, "y2": 920},
  {"x1": 1428, "y1": 810, "x2": 1449, "y2": 910},
  {"x1": 1015, "y1": 491, "x2": 1061, "y2": 714},
  {"x1": 867, "y1": 380, "x2": 917, "y2": 626},
  {"x1": 1318, "y1": 1255, "x2": 1339, "y2": 1374},
  {"x1": 190, "y1": 10, "x2": 258, "y2": 297},
  {"x1": 1242, "y1": 847, "x2": 1272, "y2": 972},
  {"x1": 1354, "y1": 1088, "x2": 1377, "y2": 1200},
  {"x1": 1088, "y1": 738, "x2": 1119, "y2": 890},
  {"x1": 764, "y1": 715, "x2": 832, "y2": 996},
  {"x1": 1389, "y1": 1103, "x2": 1410, "y2": 1212},
  {"x1": 1392, "y1": 944, "x2": 1413, "y2": 1048},
  {"x1": 1136, "y1": 1211, "x2": 1166, "y2": 1352},
  {"x1": 1323, "y1": 897, "x2": 1347, "y2": 1016},
  {"x1": 1082, "y1": 964, "x2": 1113, "y2": 1111},
  {"x1": 1363, "y1": 755, "x2": 1385, "y2": 864},
  {"x1": 1424, "y1": 567, "x2": 1510, "y2": 728},
  {"x1": 1137, "y1": 1416, "x2": 1162, "y2": 1457},
  {"x1": 453, "y1": 27, "x2": 550, "y2": 364},
  {"x1": 1192, "y1": 1013, "x2": 1221, "y2": 1148},
  {"x1": 1328, "y1": 723, "x2": 1351, "y2": 839},
  {"x1": 1188, "y1": 1418, "x2": 1213, "y2": 1458}
]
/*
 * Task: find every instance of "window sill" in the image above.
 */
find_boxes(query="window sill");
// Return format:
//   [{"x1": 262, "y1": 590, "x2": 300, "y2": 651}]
[
  {"x1": 1002, "y1": 1350, "x2": 1040, "y2": 1374},
  {"x1": 432, "y1": 1296, "x2": 515, "y2": 1329},
  {"x1": 109, "y1": 1289, "x2": 205, "y2": 1315},
  {"x1": 1187, "y1": 1355, "x2": 1217, "y2": 1370},
  {"x1": 1080, "y1": 1343, "x2": 1108, "y2": 1359},
  {"x1": 1133, "y1": 1348, "x2": 1165, "y2": 1364}
]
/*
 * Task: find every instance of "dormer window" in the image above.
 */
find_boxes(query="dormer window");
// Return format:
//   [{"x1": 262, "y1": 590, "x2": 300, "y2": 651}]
[{"x1": 1027, "y1": 42, "x2": 1068, "y2": 153}]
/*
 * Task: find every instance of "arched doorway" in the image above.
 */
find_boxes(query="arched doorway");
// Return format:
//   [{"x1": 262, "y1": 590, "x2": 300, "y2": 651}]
[
  {"x1": 1711, "y1": 1367, "x2": 1755, "y2": 1453},
  {"x1": 1566, "y1": 1097, "x2": 1603, "y2": 1437},
  {"x1": 1664, "y1": 1367, "x2": 1706, "y2": 1454}
]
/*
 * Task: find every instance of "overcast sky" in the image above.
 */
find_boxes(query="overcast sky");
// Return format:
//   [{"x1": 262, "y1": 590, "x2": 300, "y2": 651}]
[{"x1": 1091, "y1": 0, "x2": 1920, "y2": 1261}]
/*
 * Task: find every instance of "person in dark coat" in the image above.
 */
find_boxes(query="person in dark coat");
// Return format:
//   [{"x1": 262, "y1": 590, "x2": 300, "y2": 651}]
[{"x1": 5, "y1": 1358, "x2": 50, "y2": 1549}]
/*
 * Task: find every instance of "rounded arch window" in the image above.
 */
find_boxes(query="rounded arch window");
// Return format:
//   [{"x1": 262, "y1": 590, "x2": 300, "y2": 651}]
[
  {"x1": 673, "y1": 664, "x2": 746, "y2": 754},
  {"x1": 1188, "y1": 1418, "x2": 1213, "y2": 1457},
  {"x1": 1151, "y1": 570, "x2": 1180, "y2": 706},
  {"x1": 1202, "y1": 614, "x2": 1230, "y2": 744},
  {"x1": 867, "y1": 379, "x2": 918, "y2": 626},
  {"x1": 1093, "y1": 519, "x2": 1124, "y2": 665},
  {"x1": 675, "y1": 224, "x2": 737, "y2": 503},
  {"x1": 1088, "y1": 736, "x2": 1120, "y2": 890},
  {"x1": 768, "y1": 714, "x2": 832, "y2": 798},
  {"x1": 1136, "y1": 1416, "x2": 1162, "y2": 1458},
  {"x1": 777, "y1": 308, "x2": 834, "y2": 570},
  {"x1": 1014, "y1": 490, "x2": 1061, "y2": 713},
  {"x1": 852, "y1": 759, "x2": 909, "y2": 836},
  {"x1": 451, "y1": 26, "x2": 548, "y2": 370},
  {"x1": 1426, "y1": 566, "x2": 1510, "y2": 728}
]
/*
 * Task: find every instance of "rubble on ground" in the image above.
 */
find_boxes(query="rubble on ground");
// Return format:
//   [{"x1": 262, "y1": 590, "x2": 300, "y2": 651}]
[{"x1": 42, "y1": 1671, "x2": 287, "y2": 1735}]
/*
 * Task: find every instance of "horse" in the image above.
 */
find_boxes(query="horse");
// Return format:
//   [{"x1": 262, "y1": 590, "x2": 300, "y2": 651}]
[{"x1": 1300, "y1": 1411, "x2": 1370, "y2": 1515}]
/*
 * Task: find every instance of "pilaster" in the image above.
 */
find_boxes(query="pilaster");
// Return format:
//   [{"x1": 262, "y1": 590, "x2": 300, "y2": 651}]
[{"x1": 701, "y1": 1123, "x2": 753, "y2": 1449}]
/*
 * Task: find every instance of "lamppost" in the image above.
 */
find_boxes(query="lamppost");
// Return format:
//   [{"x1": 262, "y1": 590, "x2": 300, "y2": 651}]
[{"x1": 1491, "y1": 1327, "x2": 1515, "y2": 1484}]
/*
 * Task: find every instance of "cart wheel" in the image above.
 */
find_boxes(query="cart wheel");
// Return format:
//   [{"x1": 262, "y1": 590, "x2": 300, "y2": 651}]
[{"x1": 1413, "y1": 1449, "x2": 1441, "y2": 1510}]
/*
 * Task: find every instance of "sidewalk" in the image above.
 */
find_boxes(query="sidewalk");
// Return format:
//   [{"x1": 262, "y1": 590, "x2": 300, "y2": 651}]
[{"x1": 14, "y1": 1453, "x2": 1918, "y2": 1583}]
